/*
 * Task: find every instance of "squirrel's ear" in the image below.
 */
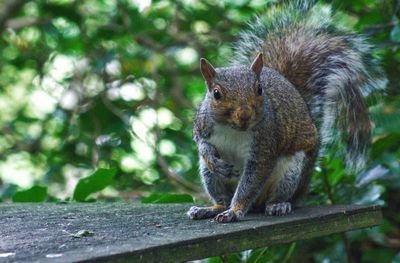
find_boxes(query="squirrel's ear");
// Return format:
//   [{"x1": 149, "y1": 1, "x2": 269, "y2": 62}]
[
  {"x1": 250, "y1": 53, "x2": 263, "y2": 76},
  {"x1": 200, "y1": 58, "x2": 216, "y2": 82}
]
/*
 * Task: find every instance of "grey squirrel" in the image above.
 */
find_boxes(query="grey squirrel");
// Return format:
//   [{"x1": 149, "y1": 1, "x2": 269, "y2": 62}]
[{"x1": 187, "y1": 0, "x2": 385, "y2": 223}]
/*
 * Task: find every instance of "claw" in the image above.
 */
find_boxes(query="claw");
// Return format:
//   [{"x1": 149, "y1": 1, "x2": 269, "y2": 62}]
[
  {"x1": 265, "y1": 202, "x2": 292, "y2": 216},
  {"x1": 215, "y1": 209, "x2": 238, "y2": 223},
  {"x1": 213, "y1": 159, "x2": 239, "y2": 178}
]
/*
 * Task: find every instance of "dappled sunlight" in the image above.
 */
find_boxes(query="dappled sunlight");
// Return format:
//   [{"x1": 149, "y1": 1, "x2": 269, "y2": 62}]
[{"x1": 0, "y1": 152, "x2": 44, "y2": 188}]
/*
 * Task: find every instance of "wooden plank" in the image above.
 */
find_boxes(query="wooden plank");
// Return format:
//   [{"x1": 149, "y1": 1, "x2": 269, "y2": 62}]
[{"x1": 0, "y1": 203, "x2": 382, "y2": 263}]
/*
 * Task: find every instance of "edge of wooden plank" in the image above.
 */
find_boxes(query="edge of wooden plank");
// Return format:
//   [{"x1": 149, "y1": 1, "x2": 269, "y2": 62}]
[{"x1": 54, "y1": 205, "x2": 382, "y2": 263}]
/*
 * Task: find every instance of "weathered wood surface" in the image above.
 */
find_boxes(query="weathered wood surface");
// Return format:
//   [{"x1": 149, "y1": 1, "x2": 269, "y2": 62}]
[{"x1": 0, "y1": 203, "x2": 381, "y2": 263}]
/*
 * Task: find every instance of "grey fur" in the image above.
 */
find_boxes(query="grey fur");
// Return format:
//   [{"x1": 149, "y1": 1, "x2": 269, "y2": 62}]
[
  {"x1": 267, "y1": 151, "x2": 306, "y2": 203},
  {"x1": 199, "y1": 158, "x2": 233, "y2": 207}
]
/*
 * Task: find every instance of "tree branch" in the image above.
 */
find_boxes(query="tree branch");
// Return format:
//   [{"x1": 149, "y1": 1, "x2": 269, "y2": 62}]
[
  {"x1": 156, "y1": 153, "x2": 202, "y2": 192},
  {"x1": 6, "y1": 17, "x2": 50, "y2": 30},
  {"x1": 0, "y1": 0, "x2": 26, "y2": 33}
]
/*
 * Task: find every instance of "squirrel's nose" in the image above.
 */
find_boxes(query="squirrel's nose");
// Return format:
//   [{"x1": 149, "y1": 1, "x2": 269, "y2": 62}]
[
  {"x1": 234, "y1": 106, "x2": 252, "y2": 128},
  {"x1": 239, "y1": 112, "x2": 250, "y2": 122}
]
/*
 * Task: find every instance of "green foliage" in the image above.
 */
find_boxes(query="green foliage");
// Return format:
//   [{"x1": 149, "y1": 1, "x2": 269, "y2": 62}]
[
  {"x1": 141, "y1": 193, "x2": 194, "y2": 204},
  {"x1": 72, "y1": 168, "x2": 116, "y2": 202},
  {"x1": 0, "y1": 0, "x2": 399, "y2": 262},
  {"x1": 12, "y1": 185, "x2": 48, "y2": 202},
  {"x1": 205, "y1": 243, "x2": 296, "y2": 263},
  {"x1": 393, "y1": 252, "x2": 400, "y2": 263}
]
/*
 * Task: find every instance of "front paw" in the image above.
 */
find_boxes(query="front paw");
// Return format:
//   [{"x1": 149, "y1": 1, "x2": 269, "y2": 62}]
[
  {"x1": 187, "y1": 205, "x2": 224, "y2": 220},
  {"x1": 214, "y1": 209, "x2": 242, "y2": 223},
  {"x1": 214, "y1": 159, "x2": 239, "y2": 178}
]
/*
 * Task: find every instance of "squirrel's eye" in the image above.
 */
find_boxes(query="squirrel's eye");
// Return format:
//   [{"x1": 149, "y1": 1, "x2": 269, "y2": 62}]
[
  {"x1": 213, "y1": 89, "x2": 222, "y2": 100},
  {"x1": 257, "y1": 86, "x2": 262, "y2": 96}
]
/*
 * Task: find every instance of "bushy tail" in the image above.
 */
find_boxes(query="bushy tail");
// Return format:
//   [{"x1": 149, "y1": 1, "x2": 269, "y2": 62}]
[{"x1": 232, "y1": 0, "x2": 386, "y2": 171}]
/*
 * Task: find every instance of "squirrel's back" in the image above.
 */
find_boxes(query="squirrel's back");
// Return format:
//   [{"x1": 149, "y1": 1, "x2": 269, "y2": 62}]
[{"x1": 232, "y1": 0, "x2": 386, "y2": 171}]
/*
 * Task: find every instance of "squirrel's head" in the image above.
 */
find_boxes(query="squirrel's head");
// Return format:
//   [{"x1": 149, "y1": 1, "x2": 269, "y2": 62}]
[{"x1": 200, "y1": 53, "x2": 265, "y2": 131}]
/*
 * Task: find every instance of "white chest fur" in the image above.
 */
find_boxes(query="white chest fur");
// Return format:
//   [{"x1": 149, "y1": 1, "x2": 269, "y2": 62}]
[{"x1": 207, "y1": 124, "x2": 253, "y2": 172}]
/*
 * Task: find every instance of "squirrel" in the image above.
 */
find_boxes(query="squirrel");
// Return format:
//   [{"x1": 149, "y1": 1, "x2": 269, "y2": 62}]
[{"x1": 187, "y1": 0, "x2": 385, "y2": 223}]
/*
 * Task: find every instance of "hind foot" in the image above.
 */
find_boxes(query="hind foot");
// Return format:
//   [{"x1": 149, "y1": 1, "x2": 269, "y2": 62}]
[
  {"x1": 187, "y1": 205, "x2": 226, "y2": 220},
  {"x1": 265, "y1": 202, "x2": 292, "y2": 216}
]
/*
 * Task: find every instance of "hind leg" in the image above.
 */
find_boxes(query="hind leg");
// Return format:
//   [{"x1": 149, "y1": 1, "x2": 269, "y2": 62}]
[
  {"x1": 259, "y1": 151, "x2": 307, "y2": 216},
  {"x1": 264, "y1": 149, "x2": 318, "y2": 216}
]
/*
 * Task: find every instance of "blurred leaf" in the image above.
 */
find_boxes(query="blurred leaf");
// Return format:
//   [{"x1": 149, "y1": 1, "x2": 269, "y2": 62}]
[
  {"x1": 371, "y1": 133, "x2": 400, "y2": 159},
  {"x1": 282, "y1": 242, "x2": 296, "y2": 262},
  {"x1": 205, "y1": 256, "x2": 223, "y2": 263},
  {"x1": 72, "y1": 168, "x2": 116, "y2": 202},
  {"x1": 245, "y1": 247, "x2": 269, "y2": 262},
  {"x1": 141, "y1": 193, "x2": 194, "y2": 204},
  {"x1": 354, "y1": 184, "x2": 385, "y2": 205},
  {"x1": 356, "y1": 164, "x2": 389, "y2": 186},
  {"x1": 205, "y1": 254, "x2": 242, "y2": 263},
  {"x1": 327, "y1": 159, "x2": 345, "y2": 186},
  {"x1": 12, "y1": 185, "x2": 48, "y2": 203}
]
